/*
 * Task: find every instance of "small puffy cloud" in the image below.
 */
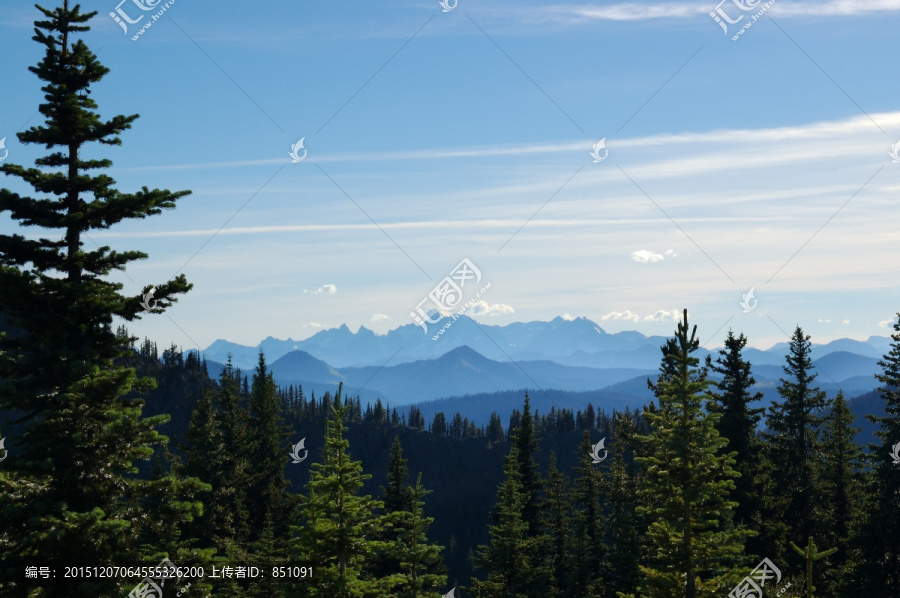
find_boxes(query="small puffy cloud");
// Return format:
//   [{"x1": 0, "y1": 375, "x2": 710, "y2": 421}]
[
  {"x1": 879, "y1": 317, "x2": 896, "y2": 328},
  {"x1": 631, "y1": 249, "x2": 664, "y2": 263},
  {"x1": 303, "y1": 322, "x2": 323, "y2": 328},
  {"x1": 468, "y1": 300, "x2": 515, "y2": 317},
  {"x1": 664, "y1": 249, "x2": 677, "y2": 257},
  {"x1": 304, "y1": 284, "x2": 337, "y2": 295},
  {"x1": 818, "y1": 318, "x2": 831, "y2": 323},
  {"x1": 371, "y1": 313, "x2": 391, "y2": 322},
  {"x1": 601, "y1": 310, "x2": 641, "y2": 322},
  {"x1": 643, "y1": 309, "x2": 680, "y2": 322},
  {"x1": 561, "y1": 313, "x2": 576, "y2": 321},
  {"x1": 601, "y1": 309, "x2": 679, "y2": 323},
  {"x1": 842, "y1": 320, "x2": 850, "y2": 325}
]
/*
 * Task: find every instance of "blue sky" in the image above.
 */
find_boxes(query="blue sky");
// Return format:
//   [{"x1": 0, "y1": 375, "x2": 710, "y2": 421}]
[{"x1": 1, "y1": 0, "x2": 899, "y2": 353}]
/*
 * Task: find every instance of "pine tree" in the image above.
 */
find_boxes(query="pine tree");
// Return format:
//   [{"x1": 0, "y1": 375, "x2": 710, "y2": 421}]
[
  {"x1": 544, "y1": 453, "x2": 571, "y2": 597},
  {"x1": 371, "y1": 436, "x2": 416, "y2": 580},
  {"x1": 474, "y1": 445, "x2": 537, "y2": 598},
  {"x1": 247, "y1": 351, "x2": 294, "y2": 540},
  {"x1": 763, "y1": 326, "x2": 829, "y2": 568},
  {"x1": 293, "y1": 384, "x2": 397, "y2": 597},
  {"x1": 630, "y1": 310, "x2": 748, "y2": 598},
  {"x1": 818, "y1": 391, "x2": 863, "y2": 596},
  {"x1": 393, "y1": 473, "x2": 448, "y2": 597},
  {"x1": 0, "y1": 2, "x2": 200, "y2": 594},
  {"x1": 856, "y1": 313, "x2": 900, "y2": 595},
  {"x1": 514, "y1": 393, "x2": 545, "y2": 538},
  {"x1": 705, "y1": 330, "x2": 766, "y2": 558},
  {"x1": 603, "y1": 411, "x2": 642, "y2": 597},
  {"x1": 569, "y1": 430, "x2": 607, "y2": 598}
]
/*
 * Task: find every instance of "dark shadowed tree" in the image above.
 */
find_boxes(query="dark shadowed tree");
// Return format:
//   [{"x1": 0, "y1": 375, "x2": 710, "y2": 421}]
[{"x1": 0, "y1": 2, "x2": 201, "y2": 594}]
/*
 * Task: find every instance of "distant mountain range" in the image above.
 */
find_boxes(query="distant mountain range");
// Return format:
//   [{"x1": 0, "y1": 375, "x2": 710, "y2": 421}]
[
  {"x1": 202, "y1": 315, "x2": 892, "y2": 371},
  {"x1": 194, "y1": 317, "x2": 892, "y2": 446},
  {"x1": 196, "y1": 316, "x2": 888, "y2": 415}
]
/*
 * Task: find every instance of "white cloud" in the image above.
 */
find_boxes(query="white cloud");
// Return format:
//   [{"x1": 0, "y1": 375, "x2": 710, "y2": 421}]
[
  {"x1": 879, "y1": 317, "x2": 897, "y2": 328},
  {"x1": 665, "y1": 249, "x2": 677, "y2": 257},
  {"x1": 371, "y1": 313, "x2": 391, "y2": 322},
  {"x1": 304, "y1": 284, "x2": 337, "y2": 295},
  {"x1": 632, "y1": 249, "x2": 665, "y2": 263},
  {"x1": 561, "y1": 313, "x2": 576, "y2": 321},
  {"x1": 601, "y1": 310, "x2": 641, "y2": 322},
  {"x1": 818, "y1": 318, "x2": 832, "y2": 323},
  {"x1": 601, "y1": 309, "x2": 679, "y2": 323},
  {"x1": 468, "y1": 301, "x2": 516, "y2": 317},
  {"x1": 842, "y1": 320, "x2": 850, "y2": 325},
  {"x1": 303, "y1": 322, "x2": 323, "y2": 328},
  {"x1": 643, "y1": 309, "x2": 680, "y2": 322}
]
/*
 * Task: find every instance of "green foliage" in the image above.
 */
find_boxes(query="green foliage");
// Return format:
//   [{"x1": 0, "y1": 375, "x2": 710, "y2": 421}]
[
  {"x1": 391, "y1": 473, "x2": 448, "y2": 597},
  {"x1": 246, "y1": 351, "x2": 295, "y2": 540},
  {"x1": 706, "y1": 330, "x2": 765, "y2": 558},
  {"x1": 569, "y1": 430, "x2": 608, "y2": 598},
  {"x1": 857, "y1": 313, "x2": 900, "y2": 594},
  {"x1": 603, "y1": 412, "x2": 642, "y2": 597},
  {"x1": 763, "y1": 327, "x2": 829, "y2": 568},
  {"x1": 632, "y1": 310, "x2": 749, "y2": 598},
  {"x1": 790, "y1": 536, "x2": 837, "y2": 598},
  {"x1": 0, "y1": 2, "x2": 199, "y2": 594},
  {"x1": 293, "y1": 384, "x2": 399, "y2": 597},
  {"x1": 473, "y1": 445, "x2": 537, "y2": 598},
  {"x1": 818, "y1": 391, "x2": 863, "y2": 595},
  {"x1": 543, "y1": 453, "x2": 571, "y2": 597}
]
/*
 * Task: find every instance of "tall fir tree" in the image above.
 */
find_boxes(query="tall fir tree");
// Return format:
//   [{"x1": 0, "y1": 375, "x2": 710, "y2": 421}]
[
  {"x1": 628, "y1": 310, "x2": 748, "y2": 598},
  {"x1": 514, "y1": 393, "x2": 545, "y2": 537},
  {"x1": 246, "y1": 351, "x2": 294, "y2": 540},
  {"x1": 705, "y1": 330, "x2": 767, "y2": 559},
  {"x1": 543, "y1": 453, "x2": 572, "y2": 598},
  {"x1": 293, "y1": 384, "x2": 398, "y2": 597},
  {"x1": 210, "y1": 358, "x2": 252, "y2": 551},
  {"x1": 569, "y1": 430, "x2": 608, "y2": 598},
  {"x1": 0, "y1": 2, "x2": 201, "y2": 594},
  {"x1": 474, "y1": 445, "x2": 545, "y2": 598},
  {"x1": 392, "y1": 473, "x2": 448, "y2": 598},
  {"x1": 818, "y1": 391, "x2": 863, "y2": 596},
  {"x1": 603, "y1": 411, "x2": 642, "y2": 598},
  {"x1": 856, "y1": 313, "x2": 900, "y2": 595},
  {"x1": 763, "y1": 326, "x2": 829, "y2": 569},
  {"x1": 370, "y1": 436, "x2": 416, "y2": 581}
]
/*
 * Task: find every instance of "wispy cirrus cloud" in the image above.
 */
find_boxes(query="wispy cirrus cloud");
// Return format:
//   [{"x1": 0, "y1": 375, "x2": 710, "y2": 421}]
[{"x1": 522, "y1": 0, "x2": 900, "y2": 25}]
